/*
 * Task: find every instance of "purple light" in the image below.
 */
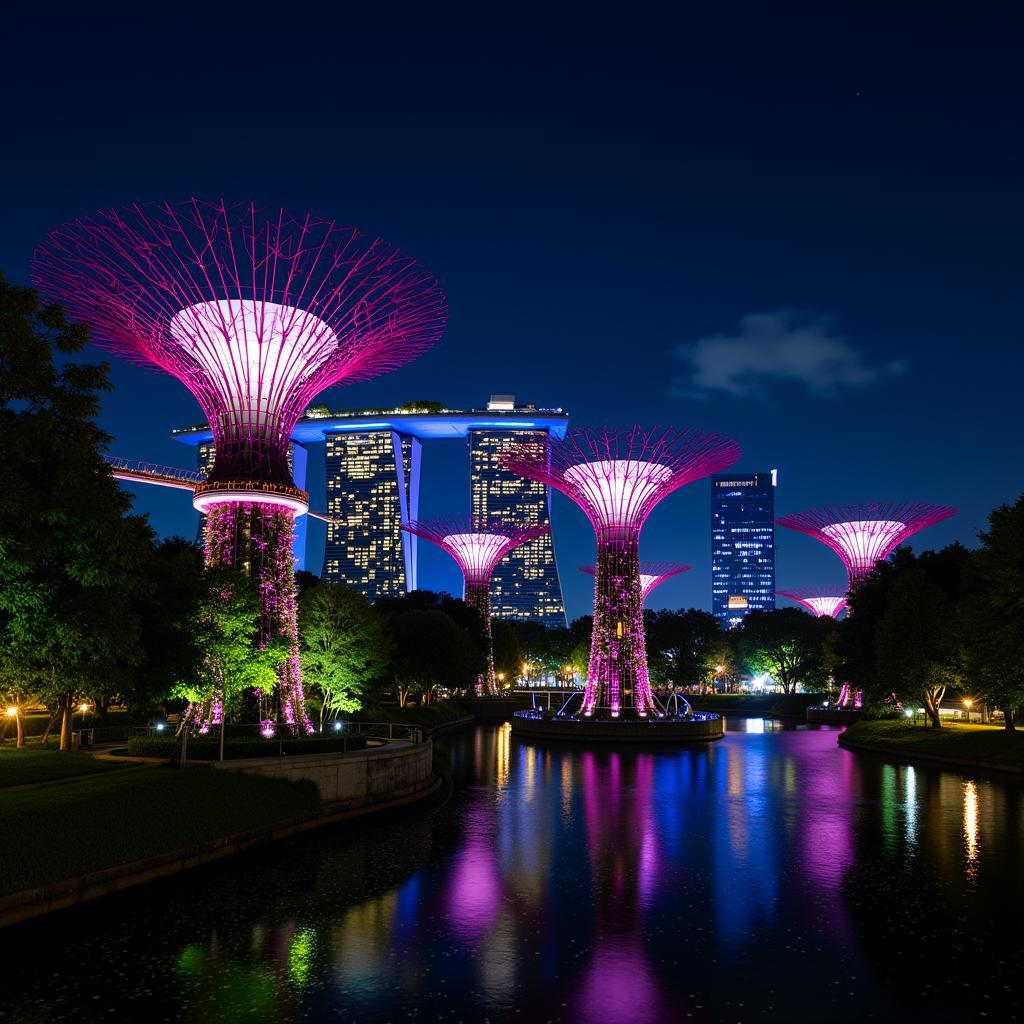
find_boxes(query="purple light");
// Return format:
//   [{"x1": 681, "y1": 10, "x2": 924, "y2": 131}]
[
  {"x1": 259, "y1": 719, "x2": 276, "y2": 739},
  {"x1": 504, "y1": 426, "x2": 740, "y2": 718},
  {"x1": 776, "y1": 502, "x2": 957, "y2": 590},
  {"x1": 33, "y1": 200, "x2": 445, "y2": 734},
  {"x1": 580, "y1": 562, "x2": 692, "y2": 600},
  {"x1": 402, "y1": 517, "x2": 550, "y2": 695},
  {"x1": 776, "y1": 588, "x2": 848, "y2": 619}
]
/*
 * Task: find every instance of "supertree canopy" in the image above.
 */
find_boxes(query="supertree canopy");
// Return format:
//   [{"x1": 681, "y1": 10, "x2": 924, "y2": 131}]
[
  {"x1": 33, "y1": 200, "x2": 447, "y2": 732},
  {"x1": 504, "y1": 426, "x2": 740, "y2": 718},
  {"x1": 401, "y1": 517, "x2": 550, "y2": 696},
  {"x1": 776, "y1": 587, "x2": 848, "y2": 619},
  {"x1": 776, "y1": 502, "x2": 957, "y2": 590},
  {"x1": 580, "y1": 562, "x2": 692, "y2": 601}
]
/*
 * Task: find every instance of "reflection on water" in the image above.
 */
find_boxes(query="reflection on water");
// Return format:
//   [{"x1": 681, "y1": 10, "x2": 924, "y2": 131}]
[{"x1": 3, "y1": 721, "x2": 1023, "y2": 1023}]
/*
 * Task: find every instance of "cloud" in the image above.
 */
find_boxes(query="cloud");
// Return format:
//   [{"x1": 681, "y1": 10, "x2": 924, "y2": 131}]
[{"x1": 674, "y1": 310, "x2": 907, "y2": 398}]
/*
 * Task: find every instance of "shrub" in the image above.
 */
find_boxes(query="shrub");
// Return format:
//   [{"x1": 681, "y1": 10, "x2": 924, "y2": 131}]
[{"x1": 126, "y1": 734, "x2": 367, "y2": 760}]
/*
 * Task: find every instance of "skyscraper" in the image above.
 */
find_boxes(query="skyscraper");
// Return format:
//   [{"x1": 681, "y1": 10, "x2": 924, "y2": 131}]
[
  {"x1": 711, "y1": 471, "x2": 777, "y2": 629},
  {"x1": 469, "y1": 398, "x2": 566, "y2": 626},
  {"x1": 323, "y1": 431, "x2": 420, "y2": 600},
  {"x1": 175, "y1": 398, "x2": 568, "y2": 612}
]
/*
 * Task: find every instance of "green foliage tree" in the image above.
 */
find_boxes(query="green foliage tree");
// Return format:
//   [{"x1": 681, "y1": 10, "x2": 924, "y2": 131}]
[
  {"x1": 491, "y1": 617, "x2": 523, "y2": 687},
  {"x1": 962, "y1": 494, "x2": 1024, "y2": 730},
  {"x1": 0, "y1": 277, "x2": 154, "y2": 750},
  {"x1": 299, "y1": 583, "x2": 391, "y2": 724},
  {"x1": 174, "y1": 569, "x2": 286, "y2": 755},
  {"x1": 874, "y1": 546, "x2": 970, "y2": 727},
  {"x1": 390, "y1": 609, "x2": 481, "y2": 705},
  {"x1": 644, "y1": 609, "x2": 729, "y2": 692},
  {"x1": 734, "y1": 608, "x2": 834, "y2": 695}
]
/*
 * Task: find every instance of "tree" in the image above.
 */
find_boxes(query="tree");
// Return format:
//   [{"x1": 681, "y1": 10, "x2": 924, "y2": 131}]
[
  {"x1": 390, "y1": 610, "x2": 481, "y2": 705},
  {"x1": 962, "y1": 494, "x2": 1024, "y2": 730},
  {"x1": 644, "y1": 609, "x2": 728, "y2": 692},
  {"x1": 491, "y1": 617, "x2": 523, "y2": 687},
  {"x1": 299, "y1": 584, "x2": 391, "y2": 725},
  {"x1": 875, "y1": 546, "x2": 969, "y2": 727},
  {"x1": 174, "y1": 569, "x2": 286, "y2": 756},
  {"x1": 0, "y1": 277, "x2": 154, "y2": 750},
  {"x1": 735, "y1": 608, "x2": 834, "y2": 695}
]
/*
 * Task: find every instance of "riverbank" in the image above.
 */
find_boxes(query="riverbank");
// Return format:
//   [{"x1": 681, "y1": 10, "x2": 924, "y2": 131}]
[
  {"x1": 838, "y1": 720, "x2": 1024, "y2": 776},
  {"x1": 0, "y1": 737, "x2": 442, "y2": 928}
]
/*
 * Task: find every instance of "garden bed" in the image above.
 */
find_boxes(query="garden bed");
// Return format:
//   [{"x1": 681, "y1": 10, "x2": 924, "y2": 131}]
[{"x1": 126, "y1": 734, "x2": 368, "y2": 760}]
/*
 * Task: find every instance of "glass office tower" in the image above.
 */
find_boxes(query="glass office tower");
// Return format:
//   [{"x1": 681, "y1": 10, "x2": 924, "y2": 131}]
[
  {"x1": 469, "y1": 422, "x2": 566, "y2": 627},
  {"x1": 711, "y1": 471, "x2": 777, "y2": 628},
  {"x1": 323, "y1": 431, "x2": 420, "y2": 600}
]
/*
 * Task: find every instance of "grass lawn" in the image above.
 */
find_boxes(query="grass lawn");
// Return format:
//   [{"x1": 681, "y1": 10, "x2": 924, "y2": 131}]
[
  {"x1": 842, "y1": 720, "x2": 1024, "y2": 769},
  {"x1": 1, "y1": 766, "x2": 319, "y2": 897},
  {"x1": 0, "y1": 746, "x2": 137, "y2": 789}
]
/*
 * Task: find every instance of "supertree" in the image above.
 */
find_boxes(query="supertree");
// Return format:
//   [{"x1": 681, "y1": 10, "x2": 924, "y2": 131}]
[
  {"x1": 33, "y1": 199, "x2": 446, "y2": 733},
  {"x1": 775, "y1": 588, "x2": 848, "y2": 619},
  {"x1": 580, "y1": 562, "x2": 692, "y2": 601},
  {"x1": 401, "y1": 517, "x2": 550, "y2": 696},
  {"x1": 777, "y1": 502, "x2": 956, "y2": 707},
  {"x1": 504, "y1": 426, "x2": 740, "y2": 719},
  {"x1": 776, "y1": 502, "x2": 957, "y2": 590}
]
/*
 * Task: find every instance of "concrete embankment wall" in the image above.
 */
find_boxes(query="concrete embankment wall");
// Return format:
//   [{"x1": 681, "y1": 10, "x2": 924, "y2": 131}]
[{"x1": 212, "y1": 739, "x2": 435, "y2": 810}]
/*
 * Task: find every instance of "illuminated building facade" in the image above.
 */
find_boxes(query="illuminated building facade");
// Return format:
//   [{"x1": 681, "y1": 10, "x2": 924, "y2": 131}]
[
  {"x1": 324, "y1": 431, "x2": 419, "y2": 600},
  {"x1": 175, "y1": 398, "x2": 568, "y2": 608},
  {"x1": 711, "y1": 472, "x2": 777, "y2": 629},
  {"x1": 469, "y1": 409, "x2": 566, "y2": 626}
]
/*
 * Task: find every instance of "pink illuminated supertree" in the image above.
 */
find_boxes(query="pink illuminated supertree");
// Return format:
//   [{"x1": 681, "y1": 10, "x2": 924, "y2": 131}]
[
  {"x1": 33, "y1": 199, "x2": 446, "y2": 733},
  {"x1": 401, "y1": 517, "x2": 550, "y2": 696},
  {"x1": 504, "y1": 426, "x2": 740, "y2": 718},
  {"x1": 776, "y1": 588, "x2": 848, "y2": 619},
  {"x1": 580, "y1": 562, "x2": 692, "y2": 601},
  {"x1": 777, "y1": 502, "x2": 956, "y2": 707},
  {"x1": 776, "y1": 503, "x2": 957, "y2": 591}
]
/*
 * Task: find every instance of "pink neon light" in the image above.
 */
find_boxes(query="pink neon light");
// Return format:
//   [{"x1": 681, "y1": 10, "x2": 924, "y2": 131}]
[
  {"x1": 441, "y1": 533, "x2": 525, "y2": 585},
  {"x1": 502, "y1": 426, "x2": 739, "y2": 719},
  {"x1": 563, "y1": 460, "x2": 673, "y2": 530},
  {"x1": 777, "y1": 502, "x2": 957, "y2": 589},
  {"x1": 580, "y1": 562, "x2": 692, "y2": 599},
  {"x1": 776, "y1": 588, "x2": 848, "y2": 618},
  {"x1": 192, "y1": 489, "x2": 308, "y2": 516}
]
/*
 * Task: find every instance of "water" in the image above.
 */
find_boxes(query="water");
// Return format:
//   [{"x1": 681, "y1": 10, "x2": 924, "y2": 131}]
[{"x1": 4, "y1": 720, "x2": 1023, "y2": 1023}]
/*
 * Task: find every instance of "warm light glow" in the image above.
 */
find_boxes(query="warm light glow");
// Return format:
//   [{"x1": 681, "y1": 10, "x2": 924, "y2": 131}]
[
  {"x1": 441, "y1": 533, "x2": 517, "y2": 583},
  {"x1": 5, "y1": 707, "x2": 17, "y2": 718},
  {"x1": 963, "y1": 699, "x2": 972, "y2": 709},
  {"x1": 169, "y1": 300, "x2": 338, "y2": 433},
  {"x1": 792, "y1": 594, "x2": 848, "y2": 618},
  {"x1": 563, "y1": 460, "x2": 673, "y2": 528},
  {"x1": 79, "y1": 703, "x2": 90, "y2": 713},
  {"x1": 192, "y1": 489, "x2": 308, "y2": 515},
  {"x1": 821, "y1": 520, "x2": 907, "y2": 578}
]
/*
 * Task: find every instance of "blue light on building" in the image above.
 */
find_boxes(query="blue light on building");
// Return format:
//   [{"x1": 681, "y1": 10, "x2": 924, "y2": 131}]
[{"x1": 711, "y1": 471, "x2": 777, "y2": 629}]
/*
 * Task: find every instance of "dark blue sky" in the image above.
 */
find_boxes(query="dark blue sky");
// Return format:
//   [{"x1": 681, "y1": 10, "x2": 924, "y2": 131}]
[{"x1": 3, "y1": 4, "x2": 1021, "y2": 621}]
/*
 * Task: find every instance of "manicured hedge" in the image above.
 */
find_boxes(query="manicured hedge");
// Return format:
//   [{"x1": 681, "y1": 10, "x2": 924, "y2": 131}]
[{"x1": 126, "y1": 734, "x2": 367, "y2": 760}]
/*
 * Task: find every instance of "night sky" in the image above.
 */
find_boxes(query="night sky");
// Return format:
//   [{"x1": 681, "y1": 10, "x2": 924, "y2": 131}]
[{"x1": 2, "y1": 4, "x2": 1021, "y2": 622}]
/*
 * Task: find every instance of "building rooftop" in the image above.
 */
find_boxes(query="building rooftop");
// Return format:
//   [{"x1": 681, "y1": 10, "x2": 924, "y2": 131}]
[{"x1": 172, "y1": 401, "x2": 570, "y2": 445}]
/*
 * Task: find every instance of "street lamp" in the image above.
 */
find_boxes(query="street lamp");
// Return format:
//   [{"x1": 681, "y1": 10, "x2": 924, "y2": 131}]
[
  {"x1": 963, "y1": 698, "x2": 973, "y2": 721},
  {"x1": 5, "y1": 706, "x2": 17, "y2": 718}
]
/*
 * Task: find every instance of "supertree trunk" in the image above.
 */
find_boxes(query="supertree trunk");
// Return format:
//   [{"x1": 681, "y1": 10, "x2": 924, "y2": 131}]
[
  {"x1": 585, "y1": 536, "x2": 657, "y2": 717},
  {"x1": 464, "y1": 581, "x2": 497, "y2": 697},
  {"x1": 205, "y1": 502, "x2": 311, "y2": 734}
]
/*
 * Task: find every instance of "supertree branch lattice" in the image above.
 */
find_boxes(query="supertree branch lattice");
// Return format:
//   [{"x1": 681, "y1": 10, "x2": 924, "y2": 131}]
[
  {"x1": 776, "y1": 587, "x2": 848, "y2": 619},
  {"x1": 33, "y1": 200, "x2": 447, "y2": 733},
  {"x1": 401, "y1": 517, "x2": 550, "y2": 696},
  {"x1": 504, "y1": 426, "x2": 740, "y2": 718},
  {"x1": 776, "y1": 502, "x2": 957, "y2": 590},
  {"x1": 580, "y1": 562, "x2": 692, "y2": 601}
]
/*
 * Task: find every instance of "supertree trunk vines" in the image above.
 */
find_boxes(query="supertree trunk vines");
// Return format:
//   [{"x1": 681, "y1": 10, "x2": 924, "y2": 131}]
[
  {"x1": 401, "y1": 518, "x2": 550, "y2": 698},
  {"x1": 463, "y1": 581, "x2": 496, "y2": 696},
  {"x1": 205, "y1": 502, "x2": 309, "y2": 732},
  {"x1": 33, "y1": 199, "x2": 446, "y2": 734},
  {"x1": 503, "y1": 426, "x2": 741, "y2": 720}
]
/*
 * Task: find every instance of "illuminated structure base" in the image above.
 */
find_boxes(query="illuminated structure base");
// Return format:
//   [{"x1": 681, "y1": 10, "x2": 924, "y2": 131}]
[
  {"x1": 511, "y1": 709, "x2": 723, "y2": 743},
  {"x1": 202, "y1": 500, "x2": 311, "y2": 735},
  {"x1": 585, "y1": 539, "x2": 657, "y2": 718},
  {"x1": 464, "y1": 581, "x2": 497, "y2": 697}
]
